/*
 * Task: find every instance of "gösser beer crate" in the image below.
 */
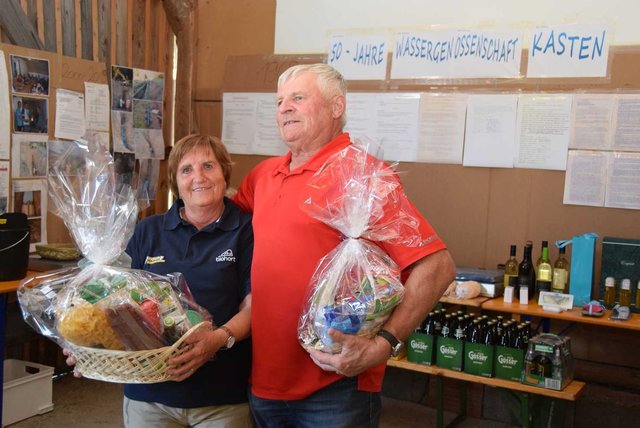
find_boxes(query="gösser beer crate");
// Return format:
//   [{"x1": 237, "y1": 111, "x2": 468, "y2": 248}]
[
  {"x1": 435, "y1": 336, "x2": 464, "y2": 371},
  {"x1": 407, "y1": 332, "x2": 435, "y2": 365}
]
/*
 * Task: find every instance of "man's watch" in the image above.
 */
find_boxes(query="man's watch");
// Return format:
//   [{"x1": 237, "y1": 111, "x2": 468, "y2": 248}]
[
  {"x1": 219, "y1": 325, "x2": 235, "y2": 350},
  {"x1": 376, "y1": 329, "x2": 404, "y2": 357}
]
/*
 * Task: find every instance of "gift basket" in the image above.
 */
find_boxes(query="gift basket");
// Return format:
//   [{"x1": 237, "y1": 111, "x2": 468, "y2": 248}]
[
  {"x1": 18, "y1": 140, "x2": 212, "y2": 383},
  {"x1": 298, "y1": 141, "x2": 424, "y2": 353}
]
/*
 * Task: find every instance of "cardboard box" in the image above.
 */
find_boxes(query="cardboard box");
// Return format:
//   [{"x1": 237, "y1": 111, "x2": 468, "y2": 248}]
[
  {"x1": 463, "y1": 342, "x2": 494, "y2": 378},
  {"x1": 407, "y1": 332, "x2": 435, "y2": 365},
  {"x1": 435, "y1": 336, "x2": 464, "y2": 371},
  {"x1": 3, "y1": 359, "x2": 54, "y2": 426},
  {"x1": 494, "y1": 346, "x2": 524, "y2": 382},
  {"x1": 599, "y1": 237, "x2": 640, "y2": 311}
]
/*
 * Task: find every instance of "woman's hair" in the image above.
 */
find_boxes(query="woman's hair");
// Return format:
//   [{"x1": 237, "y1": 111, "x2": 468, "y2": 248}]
[
  {"x1": 167, "y1": 134, "x2": 233, "y2": 197},
  {"x1": 278, "y1": 63, "x2": 348, "y2": 127}
]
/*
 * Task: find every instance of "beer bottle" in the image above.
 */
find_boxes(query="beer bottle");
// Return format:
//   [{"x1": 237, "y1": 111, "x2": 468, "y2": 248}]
[
  {"x1": 454, "y1": 316, "x2": 466, "y2": 341},
  {"x1": 423, "y1": 312, "x2": 437, "y2": 335},
  {"x1": 468, "y1": 320, "x2": 482, "y2": 343},
  {"x1": 483, "y1": 321, "x2": 496, "y2": 345},
  {"x1": 440, "y1": 315, "x2": 452, "y2": 338},
  {"x1": 420, "y1": 311, "x2": 434, "y2": 332},
  {"x1": 513, "y1": 325, "x2": 528, "y2": 350},
  {"x1": 499, "y1": 321, "x2": 513, "y2": 348}
]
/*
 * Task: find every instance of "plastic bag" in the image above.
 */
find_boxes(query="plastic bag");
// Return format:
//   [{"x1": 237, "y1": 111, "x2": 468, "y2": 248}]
[
  {"x1": 297, "y1": 141, "x2": 424, "y2": 353},
  {"x1": 18, "y1": 140, "x2": 211, "y2": 351}
]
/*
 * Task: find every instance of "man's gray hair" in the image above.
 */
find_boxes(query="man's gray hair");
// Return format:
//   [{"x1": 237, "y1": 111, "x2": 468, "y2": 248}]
[{"x1": 278, "y1": 63, "x2": 347, "y2": 127}]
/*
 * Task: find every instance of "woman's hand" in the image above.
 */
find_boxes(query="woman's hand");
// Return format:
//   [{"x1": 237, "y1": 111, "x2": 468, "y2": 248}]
[
  {"x1": 166, "y1": 322, "x2": 227, "y2": 381},
  {"x1": 62, "y1": 348, "x2": 83, "y2": 378}
]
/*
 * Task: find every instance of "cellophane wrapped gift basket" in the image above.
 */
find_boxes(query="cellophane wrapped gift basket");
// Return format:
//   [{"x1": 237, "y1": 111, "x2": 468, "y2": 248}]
[
  {"x1": 18, "y1": 140, "x2": 212, "y2": 383},
  {"x1": 298, "y1": 141, "x2": 424, "y2": 353}
]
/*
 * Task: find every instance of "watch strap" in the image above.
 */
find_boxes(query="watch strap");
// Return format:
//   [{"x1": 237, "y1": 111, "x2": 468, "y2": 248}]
[{"x1": 376, "y1": 329, "x2": 402, "y2": 356}]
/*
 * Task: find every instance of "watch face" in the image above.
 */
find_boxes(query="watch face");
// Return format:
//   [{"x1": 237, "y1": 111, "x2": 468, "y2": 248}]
[{"x1": 226, "y1": 335, "x2": 236, "y2": 349}]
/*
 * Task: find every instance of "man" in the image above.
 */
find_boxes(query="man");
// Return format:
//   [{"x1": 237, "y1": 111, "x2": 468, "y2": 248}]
[{"x1": 233, "y1": 63, "x2": 456, "y2": 427}]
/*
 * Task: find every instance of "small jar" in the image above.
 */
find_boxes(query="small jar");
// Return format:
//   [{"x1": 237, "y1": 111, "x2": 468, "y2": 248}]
[
  {"x1": 603, "y1": 277, "x2": 616, "y2": 307},
  {"x1": 619, "y1": 278, "x2": 632, "y2": 307}
]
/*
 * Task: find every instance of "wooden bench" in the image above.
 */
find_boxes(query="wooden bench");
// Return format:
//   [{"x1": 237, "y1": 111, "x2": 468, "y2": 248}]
[{"x1": 387, "y1": 357, "x2": 586, "y2": 428}]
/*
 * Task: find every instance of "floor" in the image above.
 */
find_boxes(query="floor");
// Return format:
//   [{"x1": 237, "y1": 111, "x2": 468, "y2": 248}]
[{"x1": 7, "y1": 374, "x2": 516, "y2": 427}]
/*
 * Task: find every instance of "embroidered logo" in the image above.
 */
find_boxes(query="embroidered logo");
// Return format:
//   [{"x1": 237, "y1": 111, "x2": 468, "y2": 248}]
[
  {"x1": 216, "y1": 249, "x2": 236, "y2": 262},
  {"x1": 145, "y1": 255, "x2": 165, "y2": 265}
]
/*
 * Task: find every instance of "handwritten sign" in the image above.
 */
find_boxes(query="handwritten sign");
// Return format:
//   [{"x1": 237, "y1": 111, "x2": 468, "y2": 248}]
[
  {"x1": 328, "y1": 33, "x2": 388, "y2": 80},
  {"x1": 391, "y1": 29, "x2": 522, "y2": 79},
  {"x1": 527, "y1": 24, "x2": 610, "y2": 78}
]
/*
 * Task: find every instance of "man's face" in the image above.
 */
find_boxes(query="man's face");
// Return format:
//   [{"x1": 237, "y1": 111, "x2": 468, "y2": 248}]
[{"x1": 275, "y1": 72, "x2": 340, "y2": 152}]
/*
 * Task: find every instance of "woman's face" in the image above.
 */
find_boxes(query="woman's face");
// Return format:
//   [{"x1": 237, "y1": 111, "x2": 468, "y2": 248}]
[{"x1": 176, "y1": 146, "x2": 226, "y2": 211}]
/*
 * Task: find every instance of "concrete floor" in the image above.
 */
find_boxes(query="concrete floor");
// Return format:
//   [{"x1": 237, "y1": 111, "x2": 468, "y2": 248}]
[{"x1": 7, "y1": 375, "x2": 516, "y2": 428}]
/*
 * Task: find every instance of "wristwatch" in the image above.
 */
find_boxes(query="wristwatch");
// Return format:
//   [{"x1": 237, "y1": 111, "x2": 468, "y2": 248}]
[
  {"x1": 376, "y1": 329, "x2": 404, "y2": 357},
  {"x1": 219, "y1": 325, "x2": 235, "y2": 350}
]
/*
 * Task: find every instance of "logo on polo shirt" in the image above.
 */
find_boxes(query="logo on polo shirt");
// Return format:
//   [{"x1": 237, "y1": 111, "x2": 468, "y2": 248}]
[
  {"x1": 145, "y1": 255, "x2": 165, "y2": 265},
  {"x1": 216, "y1": 249, "x2": 236, "y2": 262}
]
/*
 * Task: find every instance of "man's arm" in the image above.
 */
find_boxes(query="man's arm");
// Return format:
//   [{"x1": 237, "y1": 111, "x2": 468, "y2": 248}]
[{"x1": 308, "y1": 248, "x2": 456, "y2": 376}]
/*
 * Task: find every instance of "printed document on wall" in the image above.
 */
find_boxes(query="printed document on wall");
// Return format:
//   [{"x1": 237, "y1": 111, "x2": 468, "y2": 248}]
[
  {"x1": 0, "y1": 50, "x2": 10, "y2": 159},
  {"x1": 515, "y1": 94, "x2": 572, "y2": 170},
  {"x1": 605, "y1": 152, "x2": 640, "y2": 210},
  {"x1": 563, "y1": 150, "x2": 607, "y2": 207},
  {"x1": 612, "y1": 94, "x2": 640, "y2": 152},
  {"x1": 55, "y1": 88, "x2": 86, "y2": 140},
  {"x1": 570, "y1": 94, "x2": 614, "y2": 150},
  {"x1": 417, "y1": 93, "x2": 467, "y2": 164},
  {"x1": 463, "y1": 94, "x2": 518, "y2": 168}
]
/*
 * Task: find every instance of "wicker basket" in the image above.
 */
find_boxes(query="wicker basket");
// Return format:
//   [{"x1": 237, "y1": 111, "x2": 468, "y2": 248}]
[{"x1": 68, "y1": 322, "x2": 208, "y2": 383}]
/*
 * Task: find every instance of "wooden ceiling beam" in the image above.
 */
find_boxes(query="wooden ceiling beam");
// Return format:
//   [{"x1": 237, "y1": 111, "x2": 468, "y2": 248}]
[{"x1": 0, "y1": 0, "x2": 44, "y2": 49}]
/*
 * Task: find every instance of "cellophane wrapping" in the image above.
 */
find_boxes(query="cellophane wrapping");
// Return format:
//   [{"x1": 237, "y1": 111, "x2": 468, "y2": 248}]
[
  {"x1": 297, "y1": 142, "x2": 423, "y2": 353},
  {"x1": 17, "y1": 140, "x2": 211, "y2": 351}
]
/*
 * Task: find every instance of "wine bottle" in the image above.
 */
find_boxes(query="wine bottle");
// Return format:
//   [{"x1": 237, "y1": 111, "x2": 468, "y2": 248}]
[
  {"x1": 503, "y1": 244, "x2": 519, "y2": 288},
  {"x1": 535, "y1": 244, "x2": 553, "y2": 295},
  {"x1": 552, "y1": 246, "x2": 570, "y2": 293},
  {"x1": 535, "y1": 240, "x2": 549, "y2": 274},
  {"x1": 517, "y1": 241, "x2": 534, "y2": 302}
]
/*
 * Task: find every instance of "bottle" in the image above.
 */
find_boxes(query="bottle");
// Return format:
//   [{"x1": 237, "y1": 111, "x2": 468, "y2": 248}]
[
  {"x1": 535, "y1": 241, "x2": 549, "y2": 271},
  {"x1": 552, "y1": 246, "x2": 570, "y2": 294},
  {"x1": 603, "y1": 277, "x2": 616, "y2": 307},
  {"x1": 468, "y1": 320, "x2": 482, "y2": 344},
  {"x1": 513, "y1": 325, "x2": 527, "y2": 350},
  {"x1": 454, "y1": 317, "x2": 466, "y2": 341},
  {"x1": 440, "y1": 315, "x2": 452, "y2": 338},
  {"x1": 636, "y1": 281, "x2": 640, "y2": 309},
  {"x1": 483, "y1": 321, "x2": 496, "y2": 345},
  {"x1": 503, "y1": 245, "x2": 519, "y2": 288},
  {"x1": 517, "y1": 241, "x2": 534, "y2": 302},
  {"x1": 422, "y1": 312, "x2": 437, "y2": 335},
  {"x1": 620, "y1": 278, "x2": 632, "y2": 307},
  {"x1": 535, "y1": 245, "x2": 553, "y2": 295}
]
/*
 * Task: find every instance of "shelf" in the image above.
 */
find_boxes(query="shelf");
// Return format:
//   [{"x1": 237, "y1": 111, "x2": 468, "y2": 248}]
[
  {"x1": 481, "y1": 298, "x2": 640, "y2": 331},
  {"x1": 387, "y1": 357, "x2": 586, "y2": 401}
]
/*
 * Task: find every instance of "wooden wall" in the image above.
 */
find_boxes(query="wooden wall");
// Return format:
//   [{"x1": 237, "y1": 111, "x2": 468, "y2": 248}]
[
  {"x1": 1, "y1": 0, "x2": 175, "y2": 240},
  {"x1": 191, "y1": 1, "x2": 640, "y2": 389}
]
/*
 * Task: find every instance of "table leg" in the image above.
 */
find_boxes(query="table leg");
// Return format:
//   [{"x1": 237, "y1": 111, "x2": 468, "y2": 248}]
[{"x1": 0, "y1": 292, "x2": 7, "y2": 425}]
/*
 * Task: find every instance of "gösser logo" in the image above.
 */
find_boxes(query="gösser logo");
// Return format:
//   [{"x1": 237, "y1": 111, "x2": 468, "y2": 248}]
[
  {"x1": 440, "y1": 346, "x2": 457, "y2": 355},
  {"x1": 498, "y1": 355, "x2": 518, "y2": 365},
  {"x1": 468, "y1": 351, "x2": 488, "y2": 362},
  {"x1": 411, "y1": 340, "x2": 428, "y2": 350}
]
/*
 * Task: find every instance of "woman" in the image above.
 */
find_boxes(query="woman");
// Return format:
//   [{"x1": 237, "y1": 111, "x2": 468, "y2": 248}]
[{"x1": 68, "y1": 134, "x2": 253, "y2": 427}]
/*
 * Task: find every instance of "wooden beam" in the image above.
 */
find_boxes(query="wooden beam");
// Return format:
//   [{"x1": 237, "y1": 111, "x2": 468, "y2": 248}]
[
  {"x1": 91, "y1": 0, "x2": 99, "y2": 61},
  {"x1": 0, "y1": 0, "x2": 44, "y2": 49},
  {"x1": 80, "y1": 0, "x2": 93, "y2": 59},
  {"x1": 131, "y1": 0, "x2": 145, "y2": 68},
  {"x1": 162, "y1": 0, "x2": 197, "y2": 138},
  {"x1": 97, "y1": 0, "x2": 110, "y2": 62},
  {"x1": 114, "y1": 0, "x2": 126, "y2": 65},
  {"x1": 60, "y1": 0, "x2": 75, "y2": 56},
  {"x1": 42, "y1": 0, "x2": 57, "y2": 52},
  {"x1": 36, "y1": 0, "x2": 44, "y2": 45}
]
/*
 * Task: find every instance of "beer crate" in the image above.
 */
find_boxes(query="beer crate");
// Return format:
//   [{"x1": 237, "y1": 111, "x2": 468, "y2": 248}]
[
  {"x1": 407, "y1": 332, "x2": 435, "y2": 365},
  {"x1": 463, "y1": 342, "x2": 494, "y2": 378},
  {"x1": 494, "y1": 345, "x2": 524, "y2": 382},
  {"x1": 435, "y1": 336, "x2": 463, "y2": 371}
]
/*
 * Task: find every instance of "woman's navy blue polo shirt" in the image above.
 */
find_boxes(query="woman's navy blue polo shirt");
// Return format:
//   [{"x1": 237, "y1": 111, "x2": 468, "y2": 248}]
[{"x1": 123, "y1": 197, "x2": 253, "y2": 407}]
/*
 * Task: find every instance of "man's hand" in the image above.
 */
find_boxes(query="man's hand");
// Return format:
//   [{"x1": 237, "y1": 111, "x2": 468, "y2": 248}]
[{"x1": 307, "y1": 328, "x2": 391, "y2": 377}]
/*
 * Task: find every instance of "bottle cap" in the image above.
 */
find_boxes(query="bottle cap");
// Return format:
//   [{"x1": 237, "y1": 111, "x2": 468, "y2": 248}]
[
  {"x1": 621, "y1": 278, "x2": 631, "y2": 290},
  {"x1": 605, "y1": 277, "x2": 615, "y2": 287}
]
